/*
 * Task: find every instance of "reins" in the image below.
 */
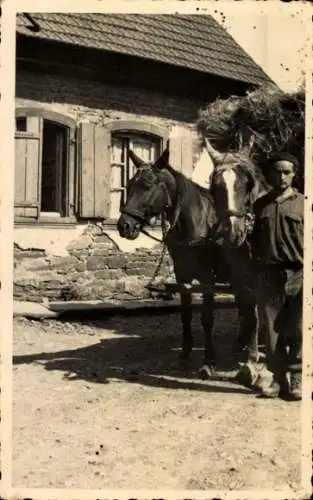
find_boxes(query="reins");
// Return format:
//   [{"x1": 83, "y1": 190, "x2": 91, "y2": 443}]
[
  {"x1": 138, "y1": 229, "x2": 164, "y2": 244},
  {"x1": 120, "y1": 176, "x2": 212, "y2": 290},
  {"x1": 145, "y1": 212, "x2": 171, "y2": 290}
]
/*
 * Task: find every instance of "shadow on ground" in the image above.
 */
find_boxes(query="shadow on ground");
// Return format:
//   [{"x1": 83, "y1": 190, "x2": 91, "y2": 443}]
[{"x1": 13, "y1": 310, "x2": 254, "y2": 396}]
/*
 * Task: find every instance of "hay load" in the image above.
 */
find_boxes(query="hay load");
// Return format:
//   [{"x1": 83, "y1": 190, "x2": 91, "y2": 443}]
[{"x1": 196, "y1": 83, "x2": 305, "y2": 192}]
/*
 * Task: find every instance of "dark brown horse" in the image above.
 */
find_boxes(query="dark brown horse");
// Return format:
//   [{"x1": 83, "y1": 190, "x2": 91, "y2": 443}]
[{"x1": 117, "y1": 147, "x2": 259, "y2": 378}]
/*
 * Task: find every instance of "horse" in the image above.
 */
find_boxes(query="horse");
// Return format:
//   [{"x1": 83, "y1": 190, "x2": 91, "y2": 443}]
[
  {"x1": 117, "y1": 147, "x2": 259, "y2": 378},
  {"x1": 205, "y1": 138, "x2": 266, "y2": 361}
]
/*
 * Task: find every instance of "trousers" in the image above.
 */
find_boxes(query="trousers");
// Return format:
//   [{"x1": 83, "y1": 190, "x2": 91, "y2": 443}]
[{"x1": 256, "y1": 267, "x2": 303, "y2": 376}]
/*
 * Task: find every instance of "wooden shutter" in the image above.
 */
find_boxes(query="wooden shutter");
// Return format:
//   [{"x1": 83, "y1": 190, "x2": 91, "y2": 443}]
[
  {"x1": 14, "y1": 116, "x2": 42, "y2": 218},
  {"x1": 169, "y1": 127, "x2": 194, "y2": 178},
  {"x1": 78, "y1": 122, "x2": 111, "y2": 218}
]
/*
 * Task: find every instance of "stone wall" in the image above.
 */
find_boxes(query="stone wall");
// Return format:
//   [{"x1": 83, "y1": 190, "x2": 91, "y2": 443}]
[{"x1": 14, "y1": 225, "x2": 174, "y2": 303}]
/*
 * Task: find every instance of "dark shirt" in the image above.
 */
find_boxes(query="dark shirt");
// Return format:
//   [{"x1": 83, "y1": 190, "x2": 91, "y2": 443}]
[{"x1": 251, "y1": 189, "x2": 304, "y2": 269}]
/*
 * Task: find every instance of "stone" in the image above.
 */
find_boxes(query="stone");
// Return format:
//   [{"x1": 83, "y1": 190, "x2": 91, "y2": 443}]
[
  {"x1": 90, "y1": 280, "x2": 109, "y2": 289},
  {"x1": 14, "y1": 249, "x2": 46, "y2": 260},
  {"x1": 94, "y1": 269, "x2": 124, "y2": 280},
  {"x1": 90, "y1": 247, "x2": 111, "y2": 257},
  {"x1": 67, "y1": 272, "x2": 81, "y2": 282},
  {"x1": 115, "y1": 282, "x2": 128, "y2": 293},
  {"x1": 124, "y1": 277, "x2": 148, "y2": 296},
  {"x1": 13, "y1": 301, "x2": 60, "y2": 319},
  {"x1": 88, "y1": 224, "x2": 104, "y2": 237},
  {"x1": 71, "y1": 250, "x2": 90, "y2": 261},
  {"x1": 93, "y1": 235, "x2": 115, "y2": 244},
  {"x1": 74, "y1": 261, "x2": 86, "y2": 272},
  {"x1": 103, "y1": 255, "x2": 127, "y2": 268},
  {"x1": 37, "y1": 271, "x2": 67, "y2": 283},
  {"x1": 66, "y1": 235, "x2": 92, "y2": 252},
  {"x1": 49, "y1": 255, "x2": 78, "y2": 270},
  {"x1": 126, "y1": 267, "x2": 149, "y2": 276},
  {"x1": 44, "y1": 290, "x2": 66, "y2": 298},
  {"x1": 90, "y1": 280, "x2": 120, "y2": 298},
  {"x1": 14, "y1": 274, "x2": 59, "y2": 286},
  {"x1": 64, "y1": 284, "x2": 90, "y2": 300},
  {"x1": 20, "y1": 257, "x2": 50, "y2": 271},
  {"x1": 126, "y1": 259, "x2": 147, "y2": 268},
  {"x1": 86, "y1": 256, "x2": 106, "y2": 271}
]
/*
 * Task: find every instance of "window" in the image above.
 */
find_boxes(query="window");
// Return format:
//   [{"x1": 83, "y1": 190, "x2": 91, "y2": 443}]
[
  {"x1": 41, "y1": 121, "x2": 68, "y2": 215},
  {"x1": 110, "y1": 132, "x2": 161, "y2": 219},
  {"x1": 16, "y1": 117, "x2": 27, "y2": 132},
  {"x1": 14, "y1": 109, "x2": 76, "y2": 222},
  {"x1": 14, "y1": 111, "x2": 168, "y2": 224}
]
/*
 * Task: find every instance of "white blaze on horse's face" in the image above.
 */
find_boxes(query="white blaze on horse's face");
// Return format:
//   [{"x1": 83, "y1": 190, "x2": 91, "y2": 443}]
[
  {"x1": 220, "y1": 168, "x2": 241, "y2": 244},
  {"x1": 221, "y1": 169, "x2": 237, "y2": 212}
]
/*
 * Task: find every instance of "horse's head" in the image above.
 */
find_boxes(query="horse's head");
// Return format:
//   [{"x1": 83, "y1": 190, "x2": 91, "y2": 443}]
[
  {"x1": 117, "y1": 148, "x2": 173, "y2": 240},
  {"x1": 206, "y1": 139, "x2": 257, "y2": 248}
]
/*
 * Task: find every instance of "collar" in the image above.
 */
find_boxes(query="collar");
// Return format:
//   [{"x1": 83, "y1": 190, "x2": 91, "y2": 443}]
[{"x1": 271, "y1": 188, "x2": 298, "y2": 204}]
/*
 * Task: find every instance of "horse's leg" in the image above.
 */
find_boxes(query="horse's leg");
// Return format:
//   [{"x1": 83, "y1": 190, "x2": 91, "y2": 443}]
[
  {"x1": 179, "y1": 290, "x2": 193, "y2": 366},
  {"x1": 232, "y1": 288, "x2": 265, "y2": 388},
  {"x1": 234, "y1": 290, "x2": 259, "y2": 362},
  {"x1": 246, "y1": 306, "x2": 259, "y2": 363},
  {"x1": 199, "y1": 292, "x2": 216, "y2": 379},
  {"x1": 223, "y1": 245, "x2": 259, "y2": 361}
]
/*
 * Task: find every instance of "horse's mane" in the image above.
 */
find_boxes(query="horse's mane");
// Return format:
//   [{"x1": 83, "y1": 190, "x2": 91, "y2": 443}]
[
  {"x1": 163, "y1": 153, "x2": 267, "y2": 212},
  {"x1": 165, "y1": 164, "x2": 213, "y2": 205}
]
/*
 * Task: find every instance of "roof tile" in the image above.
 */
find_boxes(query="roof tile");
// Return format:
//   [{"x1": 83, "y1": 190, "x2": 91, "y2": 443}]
[{"x1": 16, "y1": 13, "x2": 272, "y2": 86}]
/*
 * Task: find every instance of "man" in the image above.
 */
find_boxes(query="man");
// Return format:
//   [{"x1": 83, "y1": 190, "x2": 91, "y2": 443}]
[{"x1": 251, "y1": 152, "x2": 304, "y2": 400}]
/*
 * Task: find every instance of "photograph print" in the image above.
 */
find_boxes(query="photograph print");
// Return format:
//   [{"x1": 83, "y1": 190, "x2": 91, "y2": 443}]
[{"x1": 3, "y1": 2, "x2": 311, "y2": 497}]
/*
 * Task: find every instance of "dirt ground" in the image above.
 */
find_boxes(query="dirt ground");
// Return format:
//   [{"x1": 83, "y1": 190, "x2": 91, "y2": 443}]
[{"x1": 12, "y1": 309, "x2": 301, "y2": 490}]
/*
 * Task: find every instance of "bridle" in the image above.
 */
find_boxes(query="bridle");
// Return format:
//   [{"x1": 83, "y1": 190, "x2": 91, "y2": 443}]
[
  {"x1": 120, "y1": 169, "x2": 175, "y2": 244},
  {"x1": 211, "y1": 163, "x2": 256, "y2": 235},
  {"x1": 120, "y1": 167, "x2": 213, "y2": 247}
]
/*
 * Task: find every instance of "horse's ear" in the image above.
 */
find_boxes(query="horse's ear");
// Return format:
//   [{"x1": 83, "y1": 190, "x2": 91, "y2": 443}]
[
  {"x1": 205, "y1": 138, "x2": 225, "y2": 165},
  {"x1": 129, "y1": 150, "x2": 146, "y2": 168},
  {"x1": 154, "y1": 147, "x2": 169, "y2": 170}
]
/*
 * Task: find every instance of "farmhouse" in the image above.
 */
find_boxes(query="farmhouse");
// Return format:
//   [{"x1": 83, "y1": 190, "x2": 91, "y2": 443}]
[{"x1": 14, "y1": 13, "x2": 271, "y2": 303}]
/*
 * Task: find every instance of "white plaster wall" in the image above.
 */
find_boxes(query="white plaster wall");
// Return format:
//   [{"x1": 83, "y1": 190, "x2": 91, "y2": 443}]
[
  {"x1": 192, "y1": 148, "x2": 214, "y2": 189},
  {"x1": 14, "y1": 226, "x2": 88, "y2": 256},
  {"x1": 14, "y1": 226, "x2": 162, "y2": 256}
]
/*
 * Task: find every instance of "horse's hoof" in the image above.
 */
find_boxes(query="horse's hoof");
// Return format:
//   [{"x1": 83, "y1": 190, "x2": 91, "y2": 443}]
[
  {"x1": 199, "y1": 364, "x2": 214, "y2": 380},
  {"x1": 234, "y1": 362, "x2": 258, "y2": 387}
]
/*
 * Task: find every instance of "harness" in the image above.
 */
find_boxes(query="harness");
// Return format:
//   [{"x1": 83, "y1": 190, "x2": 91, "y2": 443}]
[
  {"x1": 120, "y1": 178, "x2": 173, "y2": 244},
  {"x1": 212, "y1": 163, "x2": 256, "y2": 236},
  {"x1": 120, "y1": 198, "x2": 213, "y2": 247},
  {"x1": 120, "y1": 161, "x2": 257, "y2": 286}
]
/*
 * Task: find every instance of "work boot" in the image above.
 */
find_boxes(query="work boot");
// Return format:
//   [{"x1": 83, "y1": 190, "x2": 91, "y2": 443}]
[
  {"x1": 289, "y1": 372, "x2": 302, "y2": 401},
  {"x1": 260, "y1": 374, "x2": 289, "y2": 399}
]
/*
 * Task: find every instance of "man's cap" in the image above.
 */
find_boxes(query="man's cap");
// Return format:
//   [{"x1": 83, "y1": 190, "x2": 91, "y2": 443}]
[{"x1": 268, "y1": 152, "x2": 299, "y2": 169}]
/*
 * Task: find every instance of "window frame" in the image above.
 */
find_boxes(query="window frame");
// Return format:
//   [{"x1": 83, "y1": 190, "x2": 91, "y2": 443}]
[
  {"x1": 103, "y1": 119, "x2": 169, "y2": 227},
  {"x1": 14, "y1": 107, "x2": 77, "y2": 226}
]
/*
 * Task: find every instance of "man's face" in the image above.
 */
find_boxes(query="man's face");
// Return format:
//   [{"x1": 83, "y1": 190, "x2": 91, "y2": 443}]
[{"x1": 268, "y1": 160, "x2": 296, "y2": 191}]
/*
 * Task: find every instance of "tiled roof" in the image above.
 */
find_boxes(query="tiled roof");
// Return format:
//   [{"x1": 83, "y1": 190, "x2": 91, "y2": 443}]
[{"x1": 16, "y1": 13, "x2": 272, "y2": 86}]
